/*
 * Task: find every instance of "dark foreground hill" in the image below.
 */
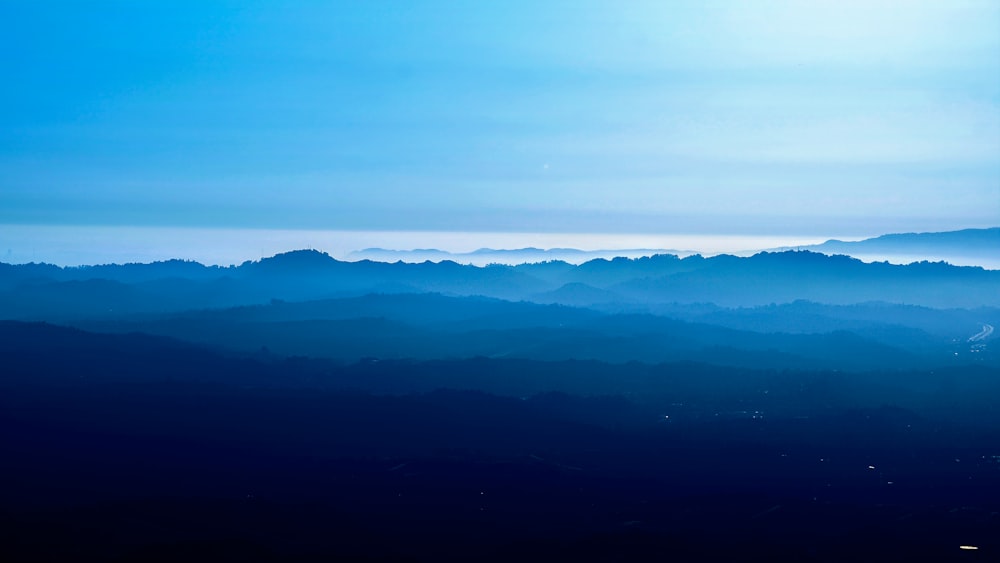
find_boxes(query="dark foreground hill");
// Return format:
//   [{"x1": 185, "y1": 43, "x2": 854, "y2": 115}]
[{"x1": 2, "y1": 322, "x2": 998, "y2": 562}]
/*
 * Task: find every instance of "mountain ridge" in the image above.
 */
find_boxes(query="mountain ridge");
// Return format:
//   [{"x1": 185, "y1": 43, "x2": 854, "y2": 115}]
[
  {"x1": 779, "y1": 227, "x2": 999, "y2": 269},
  {"x1": 3, "y1": 248, "x2": 998, "y2": 310}
]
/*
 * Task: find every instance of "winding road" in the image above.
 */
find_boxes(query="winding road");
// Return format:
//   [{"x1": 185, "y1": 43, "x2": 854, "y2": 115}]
[{"x1": 968, "y1": 324, "x2": 994, "y2": 342}]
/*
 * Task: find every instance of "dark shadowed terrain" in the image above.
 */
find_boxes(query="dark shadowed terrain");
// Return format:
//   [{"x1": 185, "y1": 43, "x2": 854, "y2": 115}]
[{"x1": 1, "y1": 250, "x2": 998, "y2": 561}]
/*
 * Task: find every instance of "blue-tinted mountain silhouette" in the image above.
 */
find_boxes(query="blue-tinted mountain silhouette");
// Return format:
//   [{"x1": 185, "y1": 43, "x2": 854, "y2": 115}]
[
  {"x1": 3, "y1": 235, "x2": 1000, "y2": 562},
  {"x1": 4, "y1": 247, "x2": 996, "y2": 311},
  {"x1": 782, "y1": 227, "x2": 999, "y2": 268},
  {"x1": 347, "y1": 246, "x2": 687, "y2": 265},
  {"x1": 2, "y1": 248, "x2": 997, "y2": 370}
]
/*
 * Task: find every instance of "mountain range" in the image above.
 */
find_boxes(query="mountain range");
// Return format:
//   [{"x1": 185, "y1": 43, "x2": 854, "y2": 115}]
[
  {"x1": 3, "y1": 229, "x2": 999, "y2": 561},
  {"x1": 343, "y1": 228, "x2": 999, "y2": 268},
  {"x1": 3, "y1": 247, "x2": 997, "y2": 312},
  {"x1": 347, "y1": 246, "x2": 689, "y2": 265},
  {"x1": 781, "y1": 227, "x2": 1000, "y2": 269},
  {"x1": 2, "y1": 238, "x2": 997, "y2": 371}
]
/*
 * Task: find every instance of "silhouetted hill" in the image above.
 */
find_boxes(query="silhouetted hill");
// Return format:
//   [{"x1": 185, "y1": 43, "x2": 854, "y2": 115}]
[
  {"x1": 610, "y1": 251, "x2": 998, "y2": 308},
  {"x1": 810, "y1": 228, "x2": 999, "y2": 254},
  {"x1": 4, "y1": 247, "x2": 998, "y2": 371},
  {"x1": 529, "y1": 282, "x2": 623, "y2": 306},
  {"x1": 787, "y1": 227, "x2": 1000, "y2": 269},
  {"x1": 3, "y1": 249, "x2": 998, "y2": 312},
  {"x1": 347, "y1": 246, "x2": 684, "y2": 265},
  {"x1": 659, "y1": 300, "x2": 995, "y2": 338},
  {"x1": 52, "y1": 292, "x2": 995, "y2": 371}
]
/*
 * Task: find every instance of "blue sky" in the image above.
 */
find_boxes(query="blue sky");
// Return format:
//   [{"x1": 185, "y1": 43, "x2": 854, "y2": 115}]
[{"x1": 2, "y1": 1, "x2": 998, "y2": 236}]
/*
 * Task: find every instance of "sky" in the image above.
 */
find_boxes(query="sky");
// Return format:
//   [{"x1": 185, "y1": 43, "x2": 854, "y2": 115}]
[{"x1": 2, "y1": 1, "x2": 999, "y2": 243}]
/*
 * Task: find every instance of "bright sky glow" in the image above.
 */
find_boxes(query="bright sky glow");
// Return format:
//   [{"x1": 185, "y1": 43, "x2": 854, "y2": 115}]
[{"x1": 1, "y1": 1, "x2": 998, "y2": 242}]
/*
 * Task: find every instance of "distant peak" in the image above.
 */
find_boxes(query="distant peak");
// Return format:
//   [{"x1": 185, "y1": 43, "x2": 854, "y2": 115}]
[
  {"x1": 254, "y1": 249, "x2": 337, "y2": 267},
  {"x1": 273, "y1": 248, "x2": 331, "y2": 258}
]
